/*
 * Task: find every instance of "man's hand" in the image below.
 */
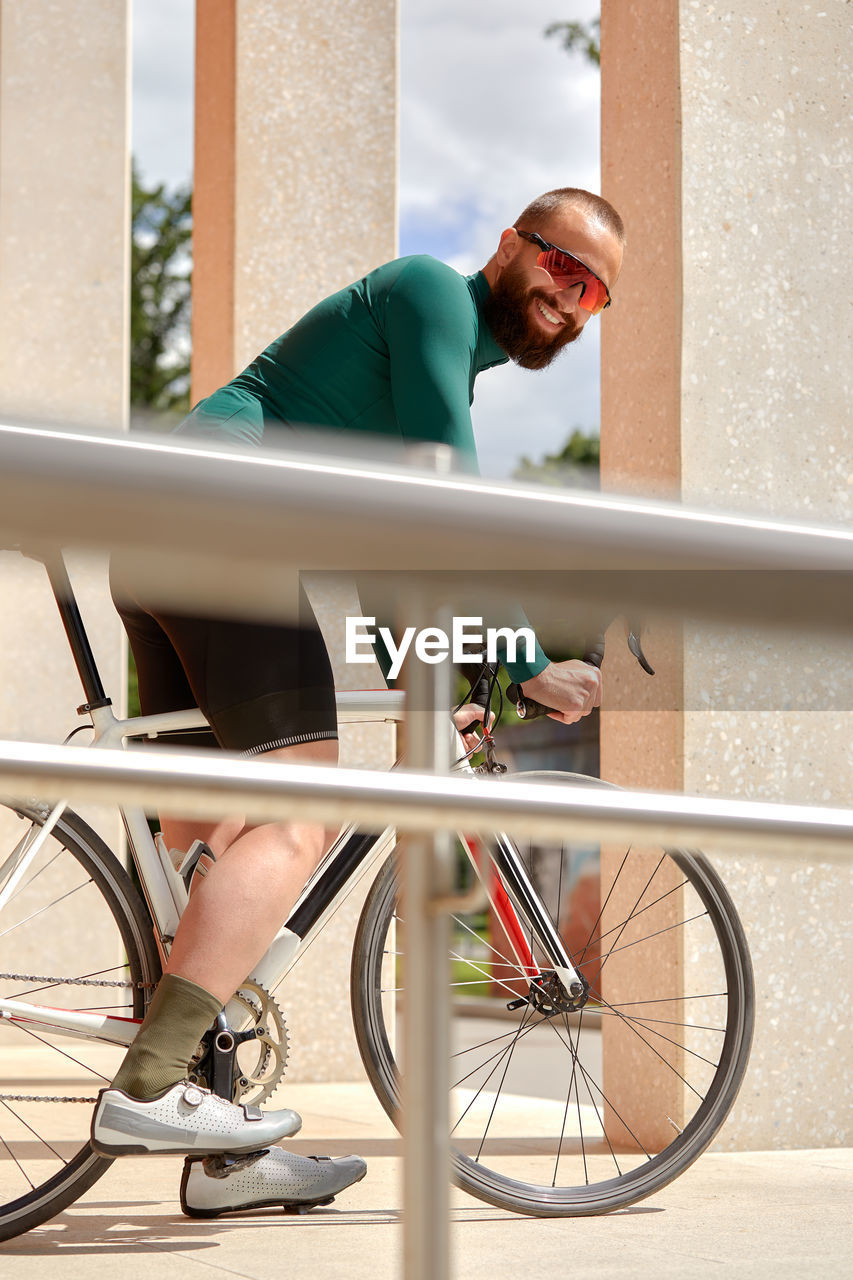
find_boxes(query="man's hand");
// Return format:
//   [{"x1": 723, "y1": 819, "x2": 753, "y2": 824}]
[
  {"x1": 521, "y1": 660, "x2": 602, "y2": 725},
  {"x1": 452, "y1": 703, "x2": 496, "y2": 752}
]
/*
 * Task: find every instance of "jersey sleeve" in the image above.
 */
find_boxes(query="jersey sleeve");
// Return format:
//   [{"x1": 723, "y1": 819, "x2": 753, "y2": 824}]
[
  {"x1": 384, "y1": 259, "x2": 549, "y2": 683},
  {"x1": 384, "y1": 259, "x2": 479, "y2": 471}
]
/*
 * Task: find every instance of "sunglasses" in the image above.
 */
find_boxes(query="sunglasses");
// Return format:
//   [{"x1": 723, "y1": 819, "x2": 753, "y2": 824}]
[{"x1": 515, "y1": 229, "x2": 612, "y2": 315}]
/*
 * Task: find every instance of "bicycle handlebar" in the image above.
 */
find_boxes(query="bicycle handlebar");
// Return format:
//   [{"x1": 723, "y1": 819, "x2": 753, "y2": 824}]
[
  {"x1": 456, "y1": 629, "x2": 655, "y2": 729},
  {"x1": 506, "y1": 629, "x2": 655, "y2": 721},
  {"x1": 506, "y1": 646, "x2": 602, "y2": 722}
]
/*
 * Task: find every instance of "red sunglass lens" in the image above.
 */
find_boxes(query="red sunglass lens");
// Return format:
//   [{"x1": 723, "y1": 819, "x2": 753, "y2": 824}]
[{"x1": 537, "y1": 248, "x2": 608, "y2": 314}]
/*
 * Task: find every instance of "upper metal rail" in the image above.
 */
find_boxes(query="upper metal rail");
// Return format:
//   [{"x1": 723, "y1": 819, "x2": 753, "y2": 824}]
[
  {"x1": 0, "y1": 738, "x2": 850, "y2": 862},
  {"x1": 1, "y1": 421, "x2": 850, "y2": 635}
]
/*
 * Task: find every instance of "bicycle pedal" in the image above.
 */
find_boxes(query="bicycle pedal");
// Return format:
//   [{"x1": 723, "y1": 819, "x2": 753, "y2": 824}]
[
  {"x1": 283, "y1": 1196, "x2": 334, "y2": 1214},
  {"x1": 201, "y1": 1148, "x2": 270, "y2": 1179}
]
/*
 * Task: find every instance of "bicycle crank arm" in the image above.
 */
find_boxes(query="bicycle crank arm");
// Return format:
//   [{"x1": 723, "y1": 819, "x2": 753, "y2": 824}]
[{"x1": 0, "y1": 998, "x2": 139, "y2": 1046}]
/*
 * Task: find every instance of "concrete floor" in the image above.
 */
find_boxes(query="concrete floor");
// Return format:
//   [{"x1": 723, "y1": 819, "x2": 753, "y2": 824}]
[{"x1": 1, "y1": 1081, "x2": 851, "y2": 1279}]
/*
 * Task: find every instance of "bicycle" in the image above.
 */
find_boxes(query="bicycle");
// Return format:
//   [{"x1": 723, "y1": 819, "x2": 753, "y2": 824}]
[{"x1": 0, "y1": 552, "x2": 754, "y2": 1239}]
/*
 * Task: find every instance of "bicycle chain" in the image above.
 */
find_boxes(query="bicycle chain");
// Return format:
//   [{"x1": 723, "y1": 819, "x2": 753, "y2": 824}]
[
  {"x1": 0, "y1": 971, "x2": 154, "y2": 989},
  {"x1": 0, "y1": 1094, "x2": 98, "y2": 1103},
  {"x1": 0, "y1": 970, "x2": 150, "y2": 1104}
]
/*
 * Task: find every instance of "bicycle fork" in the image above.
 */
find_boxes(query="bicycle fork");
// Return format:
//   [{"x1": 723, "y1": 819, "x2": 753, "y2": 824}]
[{"x1": 463, "y1": 834, "x2": 589, "y2": 1014}]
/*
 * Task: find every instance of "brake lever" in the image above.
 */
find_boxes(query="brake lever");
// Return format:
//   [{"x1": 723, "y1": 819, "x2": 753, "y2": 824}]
[{"x1": 627, "y1": 628, "x2": 655, "y2": 676}]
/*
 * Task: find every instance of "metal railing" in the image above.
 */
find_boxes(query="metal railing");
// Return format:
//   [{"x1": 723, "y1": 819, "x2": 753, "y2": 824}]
[{"x1": 1, "y1": 420, "x2": 852, "y2": 1278}]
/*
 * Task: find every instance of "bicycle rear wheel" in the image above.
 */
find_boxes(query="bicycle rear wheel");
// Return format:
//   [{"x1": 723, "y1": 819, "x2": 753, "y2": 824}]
[
  {"x1": 351, "y1": 772, "x2": 754, "y2": 1216},
  {"x1": 0, "y1": 801, "x2": 161, "y2": 1241}
]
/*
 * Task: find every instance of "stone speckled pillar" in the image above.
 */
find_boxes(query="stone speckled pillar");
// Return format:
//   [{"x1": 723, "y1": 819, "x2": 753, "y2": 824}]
[
  {"x1": 193, "y1": 0, "x2": 398, "y2": 1081},
  {"x1": 0, "y1": 1, "x2": 129, "y2": 908},
  {"x1": 601, "y1": 0, "x2": 852, "y2": 1149}
]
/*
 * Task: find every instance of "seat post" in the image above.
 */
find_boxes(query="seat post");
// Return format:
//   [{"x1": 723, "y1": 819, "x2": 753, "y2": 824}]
[{"x1": 42, "y1": 552, "x2": 110, "y2": 709}]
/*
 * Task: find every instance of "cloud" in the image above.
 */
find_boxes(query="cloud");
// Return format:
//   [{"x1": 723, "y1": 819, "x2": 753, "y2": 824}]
[
  {"x1": 132, "y1": 0, "x2": 195, "y2": 190},
  {"x1": 400, "y1": 0, "x2": 604, "y2": 474},
  {"x1": 400, "y1": 0, "x2": 601, "y2": 263}
]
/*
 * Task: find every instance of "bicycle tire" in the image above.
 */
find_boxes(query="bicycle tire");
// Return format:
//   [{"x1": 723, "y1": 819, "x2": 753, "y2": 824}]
[
  {"x1": 351, "y1": 771, "x2": 754, "y2": 1216},
  {"x1": 0, "y1": 801, "x2": 161, "y2": 1241}
]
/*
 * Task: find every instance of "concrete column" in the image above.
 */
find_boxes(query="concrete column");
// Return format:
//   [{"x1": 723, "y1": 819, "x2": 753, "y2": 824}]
[
  {"x1": 0, "y1": 0, "x2": 130, "y2": 930},
  {"x1": 193, "y1": 0, "x2": 398, "y2": 1080},
  {"x1": 600, "y1": 0, "x2": 852, "y2": 1148},
  {"x1": 193, "y1": 0, "x2": 398, "y2": 393}
]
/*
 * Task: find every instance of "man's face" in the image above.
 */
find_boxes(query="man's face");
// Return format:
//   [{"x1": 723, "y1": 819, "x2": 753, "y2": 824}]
[{"x1": 485, "y1": 208, "x2": 623, "y2": 370}]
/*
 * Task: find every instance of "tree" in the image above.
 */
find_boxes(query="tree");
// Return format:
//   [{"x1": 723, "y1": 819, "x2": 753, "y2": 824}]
[
  {"x1": 130, "y1": 161, "x2": 192, "y2": 421},
  {"x1": 513, "y1": 429, "x2": 600, "y2": 488},
  {"x1": 544, "y1": 17, "x2": 600, "y2": 66}
]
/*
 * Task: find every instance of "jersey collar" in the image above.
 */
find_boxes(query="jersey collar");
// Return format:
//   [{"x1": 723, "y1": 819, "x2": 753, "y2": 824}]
[{"x1": 467, "y1": 271, "x2": 510, "y2": 372}]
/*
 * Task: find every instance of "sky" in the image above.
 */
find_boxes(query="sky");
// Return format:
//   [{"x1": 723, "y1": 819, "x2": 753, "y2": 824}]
[{"x1": 132, "y1": 0, "x2": 602, "y2": 477}]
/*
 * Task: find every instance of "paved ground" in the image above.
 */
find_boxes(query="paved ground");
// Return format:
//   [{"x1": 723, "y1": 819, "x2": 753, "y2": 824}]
[{"x1": 2, "y1": 1081, "x2": 851, "y2": 1279}]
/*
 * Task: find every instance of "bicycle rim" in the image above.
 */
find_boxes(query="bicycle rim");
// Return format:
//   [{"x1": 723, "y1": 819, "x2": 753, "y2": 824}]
[
  {"x1": 351, "y1": 772, "x2": 754, "y2": 1216},
  {"x1": 0, "y1": 802, "x2": 161, "y2": 1240}
]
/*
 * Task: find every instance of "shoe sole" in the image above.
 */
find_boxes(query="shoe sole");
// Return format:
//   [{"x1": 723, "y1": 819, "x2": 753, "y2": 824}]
[{"x1": 179, "y1": 1160, "x2": 367, "y2": 1218}]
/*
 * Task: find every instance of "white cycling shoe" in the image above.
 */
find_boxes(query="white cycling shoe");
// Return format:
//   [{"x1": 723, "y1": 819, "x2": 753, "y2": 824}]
[
  {"x1": 91, "y1": 1081, "x2": 302, "y2": 1157},
  {"x1": 180, "y1": 1147, "x2": 368, "y2": 1217}
]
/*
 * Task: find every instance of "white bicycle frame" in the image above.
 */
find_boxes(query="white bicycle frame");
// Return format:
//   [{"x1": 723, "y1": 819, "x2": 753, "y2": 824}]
[
  {"x1": 0, "y1": 690, "x2": 409, "y2": 1047},
  {"x1": 0, "y1": 688, "x2": 586, "y2": 1050}
]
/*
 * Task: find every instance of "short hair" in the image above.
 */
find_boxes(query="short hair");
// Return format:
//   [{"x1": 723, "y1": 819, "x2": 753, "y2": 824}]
[{"x1": 515, "y1": 187, "x2": 625, "y2": 245}]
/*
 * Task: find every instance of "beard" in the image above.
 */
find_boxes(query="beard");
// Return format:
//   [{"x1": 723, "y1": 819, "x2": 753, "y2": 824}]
[{"x1": 483, "y1": 259, "x2": 583, "y2": 370}]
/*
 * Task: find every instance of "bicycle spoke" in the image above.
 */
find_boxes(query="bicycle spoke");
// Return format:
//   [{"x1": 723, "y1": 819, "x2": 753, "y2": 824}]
[
  {"x1": 554, "y1": 1011, "x2": 585, "y2": 1187},
  {"x1": 3, "y1": 847, "x2": 64, "y2": 909},
  {"x1": 473, "y1": 1011, "x2": 531, "y2": 1164},
  {"x1": 596, "y1": 1009, "x2": 726, "y2": 1034},
  {"x1": 451, "y1": 1006, "x2": 537, "y2": 1133},
  {"x1": 451, "y1": 910, "x2": 534, "y2": 970},
  {"x1": 593, "y1": 853, "x2": 668, "y2": 981},
  {"x1": 581, "y1": 875, "x2": 690, "y2": 954},
  {"x1": 0, "y1": 1131, "x2": 35, "y2": 1192},
  {"x1": 0, "y1": 1098, "x2": 65, "y2": 1163},
  {"x1": 600, "y1": 1004, "x2": 725, "y2": 1070},
  {"x1": 576, "y1": 846, "x2": 632, "y2": 966},
  {"x1": 595, "y1": 995, "x2": 707, "y2": 1101},
  {"x1": 5, "y1": 1020, "x2": 113, "y2": 1084},
  {"x1": 610, "y1": 993, "x2": 727, "y2": 1008},
  {"x1": 589, "y1": 910, "x2": 711, "y2": 975},
  {"x1": 544, "y1": 1013, "x2": 650, "y2": 1162},
  {"x1": 0, "y1": 878, "x2": 92, "y2": 940}
]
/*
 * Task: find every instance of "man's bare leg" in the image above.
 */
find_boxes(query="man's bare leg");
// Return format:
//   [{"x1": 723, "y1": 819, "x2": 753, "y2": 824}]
[
  {"x1": 108, "y1": 738, "x2": 338, "y2": 1099},
  {"x1": 161, "y1": 738, "x2": 338, "y2": 1002}
]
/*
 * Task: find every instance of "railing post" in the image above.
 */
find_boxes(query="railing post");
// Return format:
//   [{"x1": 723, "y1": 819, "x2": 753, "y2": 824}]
[{"x1": 400, "y1": 592, "x2": 454, "y2": 1280}]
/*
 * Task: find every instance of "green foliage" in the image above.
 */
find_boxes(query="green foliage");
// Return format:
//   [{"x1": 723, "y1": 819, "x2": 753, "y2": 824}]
[
  {"x1": 513, "y1": 429, "x2": 600, "y2": 487},
  {"x1": 130, "y1": 161, "x2": 192, "y2": 419},
  {"x1": 544, "y1": 17, "x2": 601, "y2": 66}
]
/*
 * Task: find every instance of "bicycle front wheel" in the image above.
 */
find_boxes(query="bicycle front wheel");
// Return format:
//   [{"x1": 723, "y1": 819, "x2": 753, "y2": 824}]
[
  {"x1": 0, "y1": 801, "x2": 161, "y2": 1241},
  {"x1": 351, "y1": 772, "x2": 754, "y2": 1216}
]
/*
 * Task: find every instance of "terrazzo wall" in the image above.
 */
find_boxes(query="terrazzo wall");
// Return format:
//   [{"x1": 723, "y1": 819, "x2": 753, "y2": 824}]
[
  {"x1": 0, "y1": 1, "x2": 128, "y2": 850},
  {"x1": 602, "y1": 0, "x2": 852, "y2": 1148},
  {"x1": 193, "y1": 2, "x2": 399, "y2": 1081},
  {"x1": 680, "y1": 0, "x2": 851, "y2": 1150}
]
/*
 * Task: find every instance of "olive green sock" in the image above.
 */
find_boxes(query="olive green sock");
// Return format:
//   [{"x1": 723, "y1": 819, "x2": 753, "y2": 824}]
[{"x1": 111, "y1": 973, "x2": 223, "y2": 1100}]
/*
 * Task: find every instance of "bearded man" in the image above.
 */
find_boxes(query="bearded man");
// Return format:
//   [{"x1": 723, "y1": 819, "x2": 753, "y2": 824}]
[{"x1": 97, "y1": 186, "x2": 624, "y2": 1217}]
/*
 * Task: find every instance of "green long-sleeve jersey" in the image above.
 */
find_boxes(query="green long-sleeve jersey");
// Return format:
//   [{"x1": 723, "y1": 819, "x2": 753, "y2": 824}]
[{"x1": 175, "y1": 254, "x2": 549, "y2": 682}]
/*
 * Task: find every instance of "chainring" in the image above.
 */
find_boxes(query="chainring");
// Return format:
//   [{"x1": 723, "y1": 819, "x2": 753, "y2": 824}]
[{"x1": 188, "y1": 980, "x2": 289, "y2": 1105}]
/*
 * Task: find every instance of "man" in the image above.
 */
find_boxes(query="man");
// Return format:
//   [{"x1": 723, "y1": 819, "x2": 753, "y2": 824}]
[{"x1": 95, "y1": 187, "x2": 625, "y2": 1216}]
